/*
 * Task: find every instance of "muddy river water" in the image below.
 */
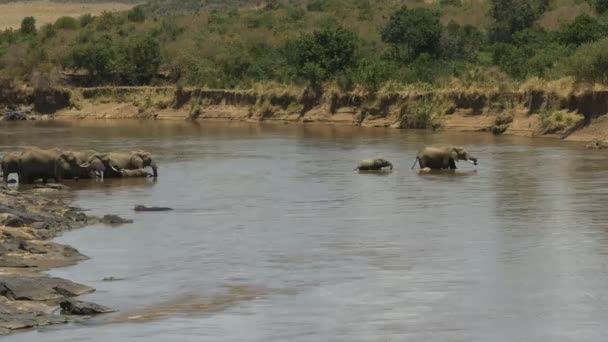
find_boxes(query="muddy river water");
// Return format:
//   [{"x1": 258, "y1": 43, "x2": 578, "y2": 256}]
[{"x1": 2, "y1": 120, "x2": 608, "y2": 341}]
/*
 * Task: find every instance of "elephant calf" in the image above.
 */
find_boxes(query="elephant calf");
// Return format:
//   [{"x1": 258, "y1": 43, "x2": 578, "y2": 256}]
[
  {"x1": 355, "y1": 158, "x2": 393, "y2": 171},
  {"x1": 119, "y1": 169, "x2": 154, "y2": 178},
  {"x1": 412, "y1": 146, "x2": 477, "y2": 170}
]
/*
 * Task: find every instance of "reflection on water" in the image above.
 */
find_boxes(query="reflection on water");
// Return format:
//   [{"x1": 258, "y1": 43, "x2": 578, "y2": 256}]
[{"x1": 2, "y1": 120, "x2": 608, "y2": 341}]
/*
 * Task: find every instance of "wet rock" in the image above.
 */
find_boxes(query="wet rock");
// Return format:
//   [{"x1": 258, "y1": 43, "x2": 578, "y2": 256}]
[
  {"x1": 99, "y1": 215, "x2": 133, "y2": 226},
  {"x1": 1, "y1": 215, "x2": 24, "y2": 228},
  {"x1": 0, "y1": 275, "x2": 94, "y2": 301},
  {"x1": 33, "y1": 183, "x2": 68, "y2": 190},
  {"x1": 2, "y1": 110, "x2": 27, "y2": 121},
  {"x1": 0, "y1": 204, "x2": 59, "y2": 226},
  {"x1": 60, "y1": 299, "x2": 115, "y2": 315},
  {"x1": 134, "y1": 205, "x2": 173, "y2": 212},
  {"x1": 63, "y1": 210, "x2": 87, "y2": 223}
]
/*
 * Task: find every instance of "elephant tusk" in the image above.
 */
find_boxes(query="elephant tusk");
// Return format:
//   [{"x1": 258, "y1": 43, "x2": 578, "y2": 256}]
[
  {"x1": 80, "y1": 163, "x2": 90, "y2": 168},
  {"x1": 111, "y1": 165, "x2": 119, "y2": 172}
]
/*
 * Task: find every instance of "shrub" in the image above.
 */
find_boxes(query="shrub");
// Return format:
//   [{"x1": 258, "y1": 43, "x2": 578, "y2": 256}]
[
  {"x1": 381, "y1": 6, "x2": 442, "y2": 62},
  {"x1": 489, "y1": 0, "x2": 550, "y2": 42},
  {"x1": 285, "y1": 26, "x2": 358, "y2": 87},
  {"x1": 128, "y1": 6, "x2": 146, "y2": 23},
  {"x1": 20, "y1": 17, "x2": 36, "y2": 35},
  {"x1": 558, "y1": 14, "x2": 606, "y2": 47},
  {"x1": 563, "y1": 38, "x2": 608, "y2": 83},
  {"x1": 55, "y1": 16, "x2": 79, "y2": 30},
  {"x1": 79, "y1": 14, "x2": 94, "y2": 27},
  {"x1": 440, "y1": 21, "x2": 485, "y2": 61},
  {"x1": 538, "y1": 110, "x2": 583, "y2": 134}
]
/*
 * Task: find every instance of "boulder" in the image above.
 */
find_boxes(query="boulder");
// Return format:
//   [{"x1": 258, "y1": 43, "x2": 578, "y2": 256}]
[{"x1": 0, "y1": 275, "x2": 94, "y2": 301}]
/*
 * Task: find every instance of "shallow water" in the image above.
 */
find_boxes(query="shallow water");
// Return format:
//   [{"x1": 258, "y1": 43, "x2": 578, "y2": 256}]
[{"x1": 2, "y1": 120, "x2": 608, "y2": 341}]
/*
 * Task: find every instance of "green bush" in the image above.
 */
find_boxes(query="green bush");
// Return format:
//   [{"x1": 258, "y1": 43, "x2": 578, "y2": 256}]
[
  {"x1": 41, "y1": 24, "x2": 57, "y2": 40},
  {"x1": 79, "y1": 14, "x2": 94, "y2": 27},
  {"x1": 55, "y1": 16, "x2": 79, "y2": 30},
  {"x1": 564, "y1": 38, "x2": 608, "y2": 83},
  {"x1": 440, "y1": 21, "x2": 485, "y2": 60},
  {"x1": 20, "y1": 17, "x2": 36, "y2": 35},
  {"x1": 128, "y1": 6, "x2": 146, "y2": 23},
  {"x1": 285, "y1": 26, "x2": 358, "y2": 87},
  {"x1": 538, "y1": 110, "x2": 583, "y2": 134},
  {"x1": 381, "y1": 6, "x2": 442, "y2": 62},
  {"x1": 67, "y1": 35, "x2": 118, "y2": 84},
  {"x1": 558, "y1": 14, "x2": 606, "y2": 46},
  {"x1": 489, "y1": 0, "x2": 550, "y2": 42},
  {"x1": 307, "y1": 0, "x2": 326, "y2": 12}
]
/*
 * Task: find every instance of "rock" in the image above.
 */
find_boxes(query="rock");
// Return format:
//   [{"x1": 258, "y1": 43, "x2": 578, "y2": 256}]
[
  {"x1": 63, "y1": 210, "x2": 87, "y2": 223},
  {"x1": 1, "y1": 215, "x2": 24, "y2": 228},
  {"x1": 33, "y1": 183, "x2": 68, "y2": 190},
  {"x1": 3, "y1": 110, "x2": 27, "y2": 121},
  {"x1": 0, "y1": 275, "x2": 94, "y2": 301},
  {"x1": 31, "y1": 222, "x2": 50, "y2": 230},
  {"x1": 134, "y1": 205, "x2": 173, "y2": 212},
  {"x1": 585, "y1": 140, "x2": 608, "y2": 149},
  {"x1": 59, "y1": 299, "x2": 115, "y2": 316},
  {"x1": 99, "y1": 215, "x2": 133, "y2": 226}
]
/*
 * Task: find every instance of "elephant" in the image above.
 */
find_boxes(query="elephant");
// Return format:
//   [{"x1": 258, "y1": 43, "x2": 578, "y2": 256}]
[
  {"x1": 411, "y1": 146, "x2": 477, "y2": 170},
  {"x1": 100, "y1": 150, "x2": 158, "y2": 178},
  {"x1": 119, "y1": 168, "x2": 154, "y2": 178},
  {"x1": 1, "y1": 151, "x2": 22, "y2": 182},
  {"x1": 72, "y1": 150, "x2": 106, "y2": 179},
  {"x1": 18, "y1": 148, "x2": 89, "y2": 184},
  {"x1": 355, "y1": 158, "x2": 393, "y2": 171}
]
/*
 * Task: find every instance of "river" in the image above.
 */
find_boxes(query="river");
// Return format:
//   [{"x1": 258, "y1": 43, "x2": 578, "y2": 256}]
[{"x1": 2, "y1": 120, "x2": 608, "y2": 341}]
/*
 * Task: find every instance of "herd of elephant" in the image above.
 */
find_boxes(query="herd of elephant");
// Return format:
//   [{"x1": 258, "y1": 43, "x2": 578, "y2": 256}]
[
  {"x1": 355, "y1": 145, "x2": 478, "y2": 171},
  {"x1": 0, "y1": 147, "x2": 158, "y2": 184},
  {"x1": 0, "y1": 145, "x2": 475, "y2": 184}
]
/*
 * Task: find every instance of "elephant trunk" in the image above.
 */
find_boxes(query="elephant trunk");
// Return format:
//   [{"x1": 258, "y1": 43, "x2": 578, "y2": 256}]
[
  {"x1": 468, "y1": 156, "x2": 478, "y2": 165},
  {"x1": 387, "y1": 162, "x2": 393, "y2": 170},
  {"x1": 150, "y1": 161, "x2": 158, "y2": 177}
]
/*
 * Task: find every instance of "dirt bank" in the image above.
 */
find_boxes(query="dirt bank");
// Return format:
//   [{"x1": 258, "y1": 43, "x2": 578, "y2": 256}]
[
  {"x1": 5, "y1": 84, "x2": 608, "y2": 143},
  {"x1": 0, "y1": 184, "x2": 128, "y2": 335}
]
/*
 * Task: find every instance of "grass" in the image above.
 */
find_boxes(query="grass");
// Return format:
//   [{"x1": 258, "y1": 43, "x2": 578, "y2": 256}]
[
  {"x1": 0, "y1": 0, "x2": 135, "y2": 29},
  {"x1": 538, "y1": 109, "x2": 584, "y2": 134}
]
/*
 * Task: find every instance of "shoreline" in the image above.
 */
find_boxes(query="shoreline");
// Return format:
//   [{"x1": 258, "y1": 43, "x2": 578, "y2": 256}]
[{"x1": 0, "y1": 184, "x2": 127, "y2": 335}]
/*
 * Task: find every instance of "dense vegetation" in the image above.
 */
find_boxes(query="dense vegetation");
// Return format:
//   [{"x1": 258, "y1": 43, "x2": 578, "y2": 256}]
[{"x1": 2, "y1": 0, "x2": 608, "y2": 92}]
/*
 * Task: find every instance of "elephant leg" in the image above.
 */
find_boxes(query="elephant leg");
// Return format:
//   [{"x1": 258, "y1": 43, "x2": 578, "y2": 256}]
[{"x1": 448, "y1": 158, "x2": 457, "y2": 170}]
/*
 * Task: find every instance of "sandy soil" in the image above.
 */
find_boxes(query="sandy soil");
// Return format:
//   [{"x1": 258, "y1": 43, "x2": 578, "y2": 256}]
[{"x1": 0, "y1": 0, "x2": 135, "y2": 30}]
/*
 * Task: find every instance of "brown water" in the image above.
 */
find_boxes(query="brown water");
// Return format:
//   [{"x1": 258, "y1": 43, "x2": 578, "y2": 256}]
[{"x1": 2, "y1": 120, "x2": 608, "y2": 341}]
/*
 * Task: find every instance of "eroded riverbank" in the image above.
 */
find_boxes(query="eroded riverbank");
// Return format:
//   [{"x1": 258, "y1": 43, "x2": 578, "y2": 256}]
[
  {"x1": 0, "y1": 185, "x2": 126, "y2": 335},
  {"x1": 5, "y1": 83, "x2": 608, "y2": 144}
]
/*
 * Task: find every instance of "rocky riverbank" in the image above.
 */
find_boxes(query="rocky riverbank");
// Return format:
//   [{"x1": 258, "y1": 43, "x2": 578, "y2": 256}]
[{"x1": 0, "y1": 184, "x2": 126, "y2": 335}]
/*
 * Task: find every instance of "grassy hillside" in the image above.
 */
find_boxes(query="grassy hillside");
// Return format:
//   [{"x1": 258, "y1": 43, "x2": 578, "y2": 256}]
[{"x1": 1, "y1": 0, "x2": 608, "y2": 99}]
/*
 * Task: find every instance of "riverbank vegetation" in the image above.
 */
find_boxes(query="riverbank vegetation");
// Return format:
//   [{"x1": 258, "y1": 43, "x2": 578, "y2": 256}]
[{"x1": 2, "y1": 0, "x2": 608, "y2": 91}]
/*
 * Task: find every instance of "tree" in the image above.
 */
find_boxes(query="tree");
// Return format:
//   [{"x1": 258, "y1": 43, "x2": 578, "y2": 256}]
[
  {"x1": 590, "y1": 0, "x2": 608, "y2": 14},
  {"x1": 381, "y1": 6, "x2": 442, "y2": 63},
  {"x1": 558, "y1": 14, "x2": 606, "y2": 47},
  {"x1": 286, "y1": 26, "x2": 357, "y2": 87},
  {"x1": 440, "y1": 21, "x2": 485, "y2": 60},
  {"x1": 489, "y1": 0, "x2": 550, "y2": 42},
  {"x1": 120, "y1": 34, "x2": 161, "y2": 85},
  {"x1": 20, "y1": 17, "x2": 36, "y2": 35},
  {"x1": 68, "y1": 35, "x2": 117, "y2": 84}
]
